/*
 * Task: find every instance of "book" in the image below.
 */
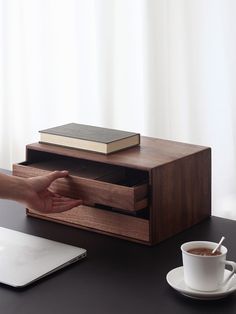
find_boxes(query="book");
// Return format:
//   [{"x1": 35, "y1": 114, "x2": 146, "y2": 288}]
[{"x1": 39, "y1": 123, "x2": 140, "y2": 154}]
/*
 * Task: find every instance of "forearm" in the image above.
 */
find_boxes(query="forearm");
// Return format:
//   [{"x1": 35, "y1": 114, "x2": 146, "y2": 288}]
[{"x1": 0, "y1": 172, "x2": 28, "y2": 203}]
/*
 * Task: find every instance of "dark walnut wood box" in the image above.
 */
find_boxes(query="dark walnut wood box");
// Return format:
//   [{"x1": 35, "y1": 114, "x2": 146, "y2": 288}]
[{"x1": 12, "y1": 137, "x2": 211, "y2": 245}]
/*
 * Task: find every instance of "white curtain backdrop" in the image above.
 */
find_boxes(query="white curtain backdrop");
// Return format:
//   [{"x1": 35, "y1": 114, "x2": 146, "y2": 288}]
[{"x1": 0, "y1": 0, "x2": 236, "y2": 219}]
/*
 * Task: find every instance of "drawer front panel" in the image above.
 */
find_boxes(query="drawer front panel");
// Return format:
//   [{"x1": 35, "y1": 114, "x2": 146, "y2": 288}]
[
  {"x1": 13, "y1": 163, "x2": 148, "y2": 212},
  {"x1": 27, "y1": 205, "x2": 150, "y2": 243}
]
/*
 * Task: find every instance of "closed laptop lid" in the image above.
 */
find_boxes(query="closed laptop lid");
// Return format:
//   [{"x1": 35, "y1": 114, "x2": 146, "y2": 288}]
[{"x1": 0, "y1": 227, "x2": 86, "y2": 287}]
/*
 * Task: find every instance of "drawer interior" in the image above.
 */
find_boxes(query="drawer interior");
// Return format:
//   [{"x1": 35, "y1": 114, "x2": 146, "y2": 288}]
[{"x1": 25, "y1": 150, "x2": 149, "y2": 187}]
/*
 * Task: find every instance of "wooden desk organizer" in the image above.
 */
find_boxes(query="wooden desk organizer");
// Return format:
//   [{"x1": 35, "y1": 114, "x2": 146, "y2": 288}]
[{"x1": 13, "y1": 137, "x2": 211, "y2": 245}]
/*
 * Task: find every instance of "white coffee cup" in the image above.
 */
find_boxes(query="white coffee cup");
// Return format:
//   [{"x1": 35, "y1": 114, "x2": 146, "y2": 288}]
[{"x1": 181, "y1": 241, "x2": 236, "y2": 291}]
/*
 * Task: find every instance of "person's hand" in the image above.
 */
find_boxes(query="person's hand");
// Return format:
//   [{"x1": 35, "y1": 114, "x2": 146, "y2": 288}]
[{"x1": 24, "y1": 170, "x2": 82, "y2": 213}]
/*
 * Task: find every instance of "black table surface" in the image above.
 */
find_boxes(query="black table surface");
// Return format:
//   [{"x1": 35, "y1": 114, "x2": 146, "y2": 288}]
[{"x1": 1, "y1": 175, "x2": 236, "y2": 313}]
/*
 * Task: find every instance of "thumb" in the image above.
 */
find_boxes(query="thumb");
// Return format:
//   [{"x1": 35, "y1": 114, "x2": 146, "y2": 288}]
[{"x1": 46, "y1": 170, "x2": 69, "y2": 184}]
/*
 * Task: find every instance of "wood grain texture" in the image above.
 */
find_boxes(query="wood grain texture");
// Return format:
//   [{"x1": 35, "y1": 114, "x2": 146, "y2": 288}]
[
  {"x1": 27, "y1": 205, "x2": 150, "y2": 242},
  {"x1": 13, "y1": 164, "x2": 148, "y2": 212},
  {"x1": 150, "y1": 148, "x2": 211, "y2": 244},
  {"x1": 26, "y1": 136, "x2": 208, "y2": 170}
]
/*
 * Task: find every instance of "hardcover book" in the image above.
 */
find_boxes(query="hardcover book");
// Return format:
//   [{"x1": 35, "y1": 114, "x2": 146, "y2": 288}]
[{"x1": 39, "y1": 123, "x2": 140, "y2": 154}]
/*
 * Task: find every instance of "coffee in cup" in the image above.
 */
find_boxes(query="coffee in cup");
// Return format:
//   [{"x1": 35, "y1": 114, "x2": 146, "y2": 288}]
[
  {"x1": 187, "y1": 247, "x2": 221, "y2": 256},
  {"x1": 181, "y1": 241, "x2": 236, "y2": 291}
]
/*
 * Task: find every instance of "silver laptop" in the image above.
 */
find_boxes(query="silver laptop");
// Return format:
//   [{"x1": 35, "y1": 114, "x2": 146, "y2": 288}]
[{"x1": 0, "y1": 227, "x2": 86, "y2": 287}]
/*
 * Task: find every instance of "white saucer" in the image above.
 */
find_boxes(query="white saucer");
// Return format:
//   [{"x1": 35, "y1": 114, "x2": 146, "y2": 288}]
[{"x1": 166, "y1": 266, "x2": 236, "y2": 300}]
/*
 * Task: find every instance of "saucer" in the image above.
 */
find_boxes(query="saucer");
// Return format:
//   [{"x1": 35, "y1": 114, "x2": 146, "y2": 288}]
[{"x1": 166, "y1": 266, "x2": 236, "y2": 300}]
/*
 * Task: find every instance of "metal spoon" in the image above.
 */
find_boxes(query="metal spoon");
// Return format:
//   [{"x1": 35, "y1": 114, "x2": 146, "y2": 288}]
[{"x1": 212, "y1": 236, "x2": 225, "y2": 254}]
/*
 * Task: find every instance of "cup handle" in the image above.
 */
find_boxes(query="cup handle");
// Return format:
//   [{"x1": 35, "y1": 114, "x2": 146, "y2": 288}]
[{"x1": 222, "y1": 261, "x2": 236, "y2": 285}]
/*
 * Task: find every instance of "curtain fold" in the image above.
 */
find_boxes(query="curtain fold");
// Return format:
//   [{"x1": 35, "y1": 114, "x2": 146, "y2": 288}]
[{"x1": 0, "y1": 0, "x2": 236, "y2": 219}]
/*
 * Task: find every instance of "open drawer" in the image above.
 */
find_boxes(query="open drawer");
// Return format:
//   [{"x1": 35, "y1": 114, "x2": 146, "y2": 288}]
[{"x1": 13, "y1": 157, "x2": 149, "y2": 212}]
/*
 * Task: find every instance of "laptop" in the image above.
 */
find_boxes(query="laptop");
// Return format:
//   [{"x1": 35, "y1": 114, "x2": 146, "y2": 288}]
[{"x1": 0, "y1": 227, "x2": 86, "y2": 288}]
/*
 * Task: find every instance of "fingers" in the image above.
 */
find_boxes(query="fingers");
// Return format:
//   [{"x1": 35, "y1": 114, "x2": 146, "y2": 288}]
[
  {"x1": 37, "y1": 197, "x2": 82, "y2": 213},
  {"x1": 43, "y1": 189, "x2": 82, "y2": 213},
  {"x1": 51, "y1": 197, "x2": 83, "y2": 213}
]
